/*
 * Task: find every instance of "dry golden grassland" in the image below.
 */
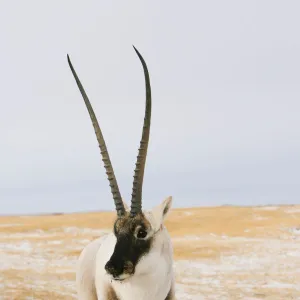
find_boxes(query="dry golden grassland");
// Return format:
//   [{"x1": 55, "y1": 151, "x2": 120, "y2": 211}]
[{"x1": 1, "y1": 205, "x2": 300, "y2": 299}]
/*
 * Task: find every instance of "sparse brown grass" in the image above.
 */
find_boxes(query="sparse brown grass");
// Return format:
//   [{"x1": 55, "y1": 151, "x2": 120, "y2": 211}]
[{"x1": 1, "y1": 205, "x2": 300, "y2": 299}]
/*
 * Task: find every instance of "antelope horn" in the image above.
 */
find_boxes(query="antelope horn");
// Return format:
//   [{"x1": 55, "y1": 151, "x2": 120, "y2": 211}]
[
  {"x1": 67, "y1": 54, "x2": 125, "y2": 217},
  {"x1": 130, "y1": 46, "x2": 152, "y2": 217}
]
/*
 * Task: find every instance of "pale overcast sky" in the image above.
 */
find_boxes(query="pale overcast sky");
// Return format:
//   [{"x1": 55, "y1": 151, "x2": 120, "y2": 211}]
[{"x1": 0, "y1": 1, "x2": 299, "y2": 214}]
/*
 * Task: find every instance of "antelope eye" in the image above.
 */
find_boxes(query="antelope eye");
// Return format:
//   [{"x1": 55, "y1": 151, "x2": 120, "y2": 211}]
[{"x1": 137, "y1": 228, "x2": 147, "y2": 239}]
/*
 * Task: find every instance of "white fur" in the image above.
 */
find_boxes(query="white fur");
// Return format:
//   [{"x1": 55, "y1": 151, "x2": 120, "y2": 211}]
[{"x1": 76, "y1": 196, "x2": 175, "y2": 300}]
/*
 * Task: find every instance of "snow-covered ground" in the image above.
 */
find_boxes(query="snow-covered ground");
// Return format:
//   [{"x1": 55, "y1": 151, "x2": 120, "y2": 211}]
[{"x1": 1, "y1": 205, "x2": 300, "y2": 299}]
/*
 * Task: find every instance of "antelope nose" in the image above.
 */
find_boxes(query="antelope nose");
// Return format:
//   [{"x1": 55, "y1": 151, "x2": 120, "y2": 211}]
[
  {"x1": 123, "y1": 261, "x2": 134, "y2": 274},
  {"x1": 105, "y1": 260, "x2": 122, "y2": 277}
]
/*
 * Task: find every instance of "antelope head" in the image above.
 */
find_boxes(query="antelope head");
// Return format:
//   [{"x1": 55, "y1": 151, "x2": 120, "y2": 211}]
[{"x1": 67, "y1": 47, "x2": 173, "y2": 281}]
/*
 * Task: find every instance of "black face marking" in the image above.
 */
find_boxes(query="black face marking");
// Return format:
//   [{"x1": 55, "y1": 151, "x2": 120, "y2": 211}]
[{"x1": 105, "y1": 213, "x2": 153, "y2": 279}]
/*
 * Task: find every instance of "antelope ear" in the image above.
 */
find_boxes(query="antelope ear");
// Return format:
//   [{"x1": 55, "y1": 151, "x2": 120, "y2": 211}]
[
  {"x1": 122, "y1": 199, "x2": 130, "y2": 212},
  {"x1": 151, "y1": 196, "x2": 173, "y2": 229}
]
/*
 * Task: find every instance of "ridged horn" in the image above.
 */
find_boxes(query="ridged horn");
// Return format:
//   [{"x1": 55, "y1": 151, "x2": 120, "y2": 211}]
[
  {"x1": 130, "y1": 46, "x2": 152, "y2": 217},
  {"x1": 67, "y1": 54, "x2": 125, "y2": 217}
]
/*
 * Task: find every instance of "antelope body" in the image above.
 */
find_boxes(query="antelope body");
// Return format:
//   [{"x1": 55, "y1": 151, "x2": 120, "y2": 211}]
[{"x1": 67, "y1": 47, "x2": 175, "y2": 300}]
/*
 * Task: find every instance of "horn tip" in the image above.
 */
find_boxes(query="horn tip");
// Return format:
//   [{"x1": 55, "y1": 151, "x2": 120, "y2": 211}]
[
  {"x1": 67, "y1": 54, "x2": 72, "y2": 66},
  {"x1": 132, "y1": 45, "x2": 142, "y2": 58}
]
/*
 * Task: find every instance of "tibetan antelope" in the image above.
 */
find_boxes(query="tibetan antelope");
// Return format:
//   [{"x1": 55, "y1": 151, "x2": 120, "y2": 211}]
[{"x1": 67, "y1": 47, "x2": 175, "y2": 300}]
